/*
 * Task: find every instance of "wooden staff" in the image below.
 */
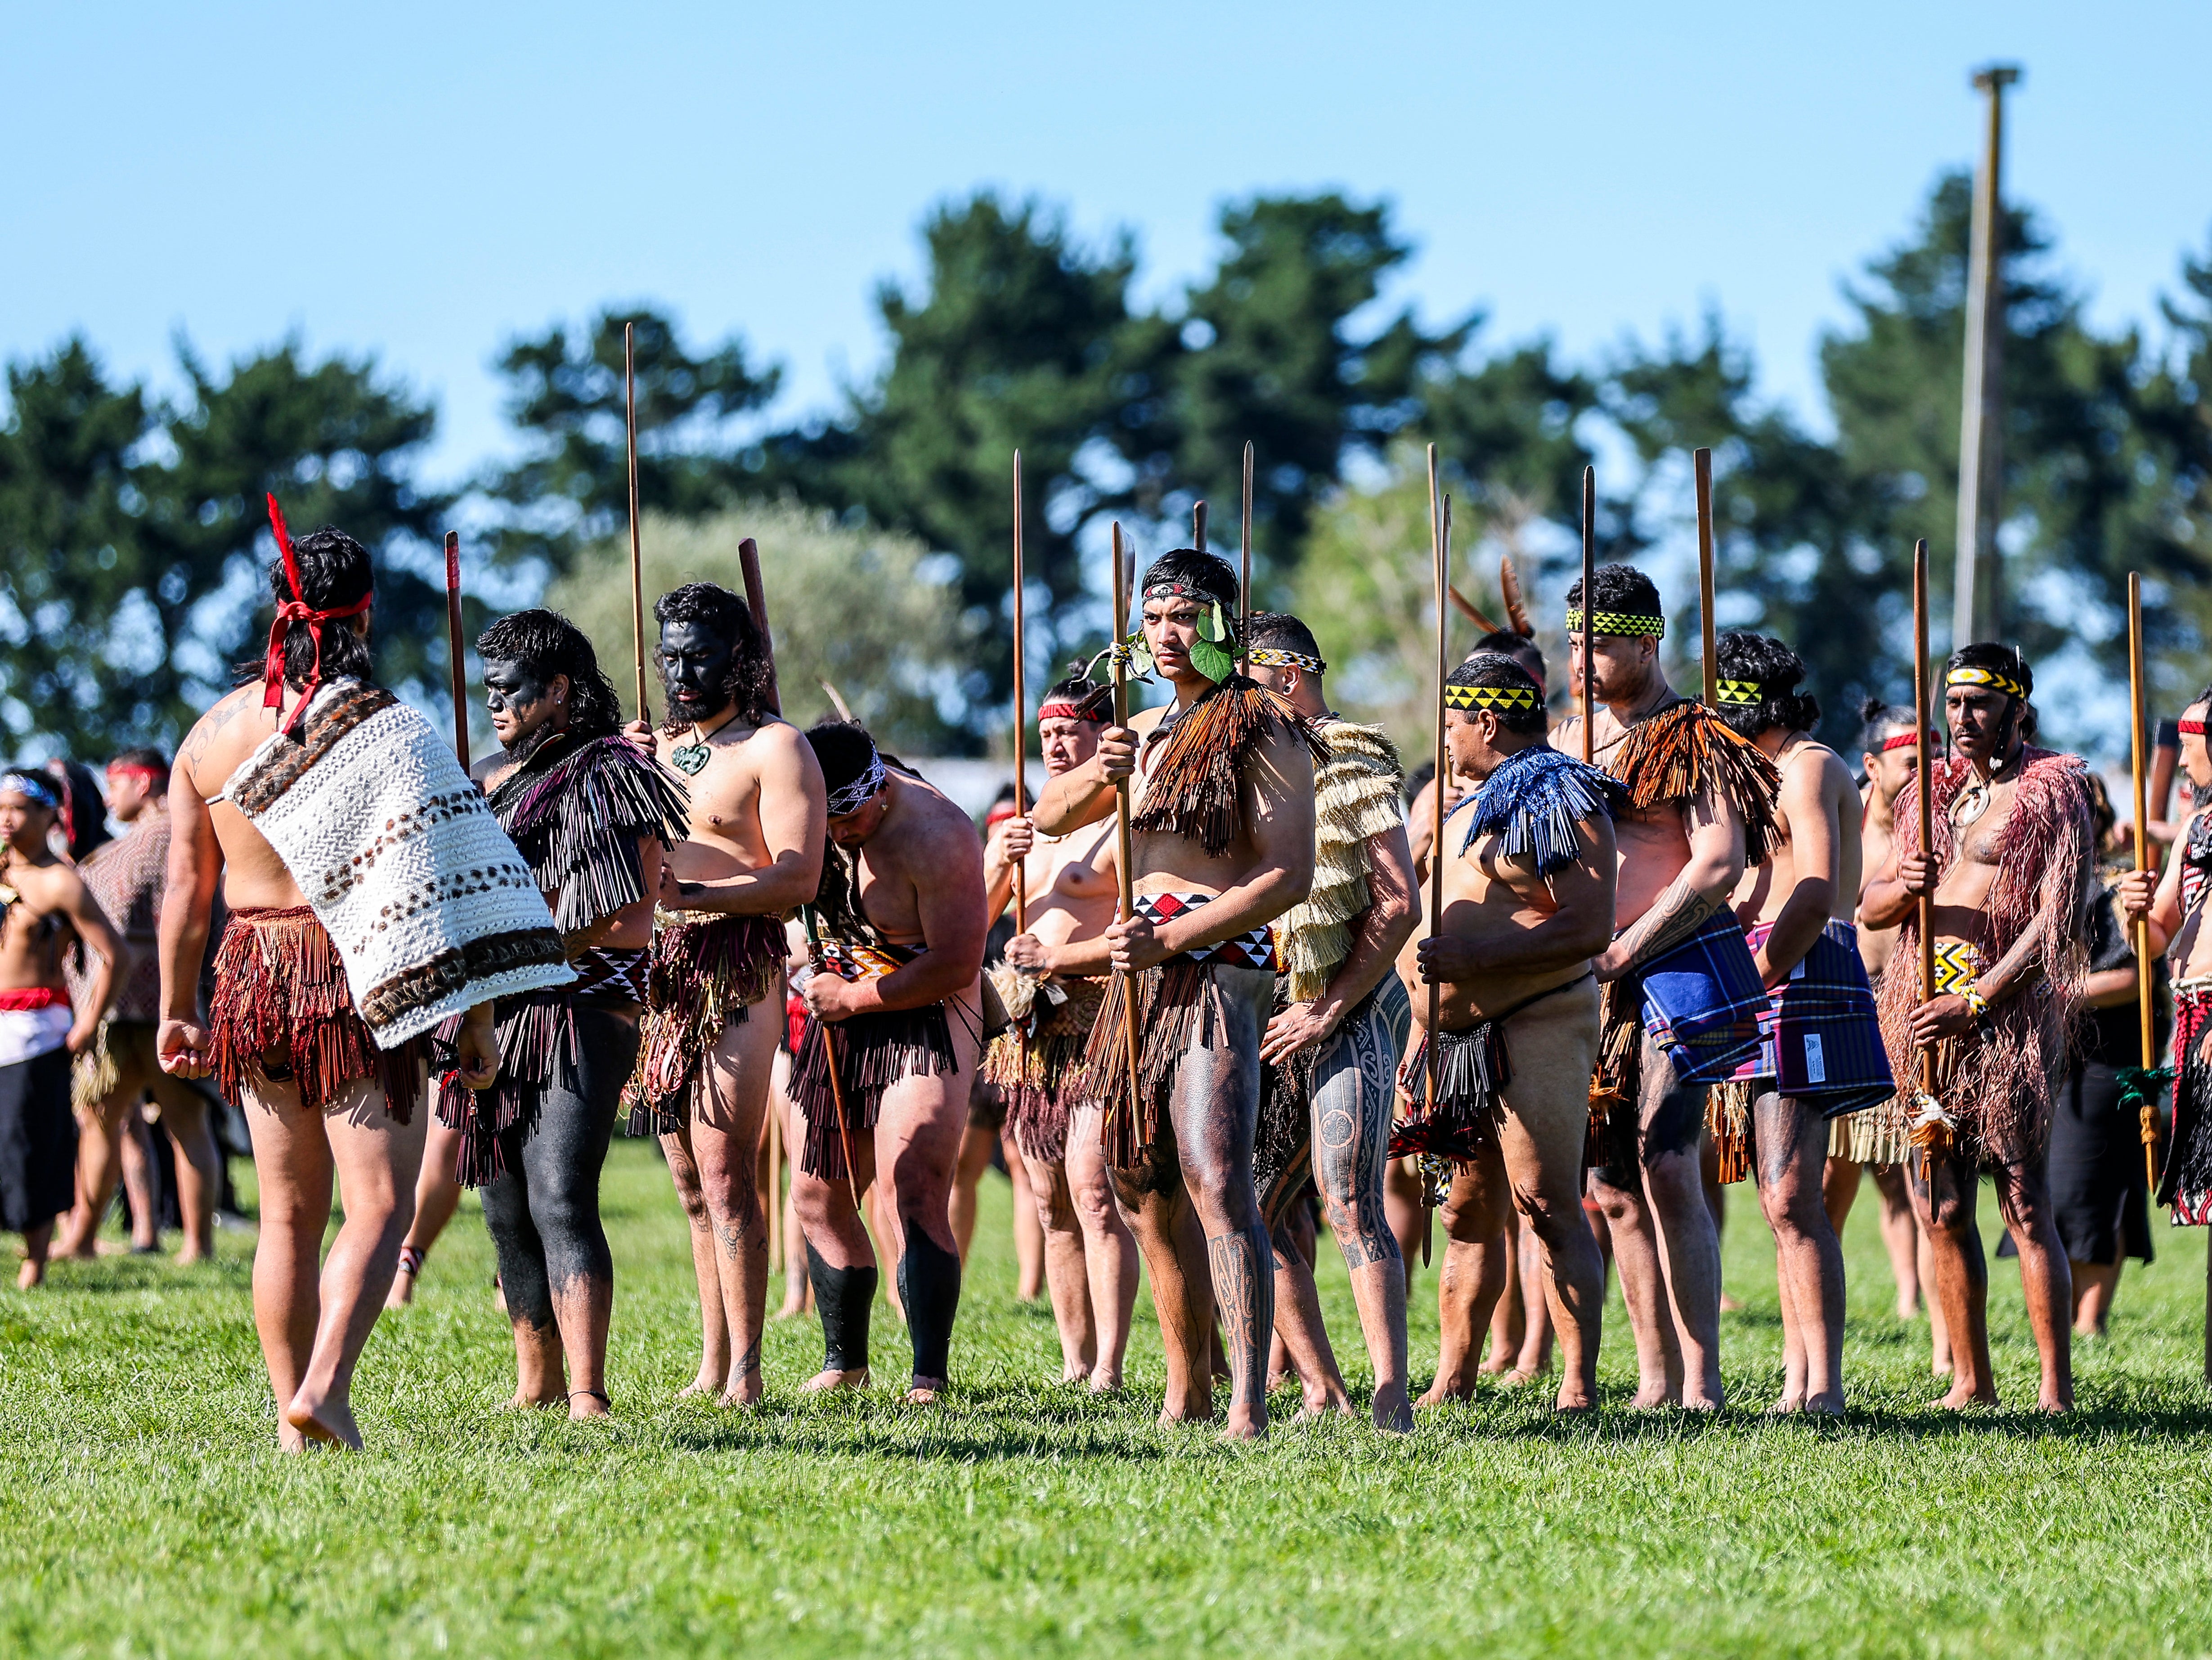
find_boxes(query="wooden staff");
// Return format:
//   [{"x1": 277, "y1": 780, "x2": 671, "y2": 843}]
[
  {"x1": 1240, "y1": 440, "x2": 1255, "y2": 668},
  {"x1": 1012, "y1": 451, "x2": 1028, "y2": 931},
  {"x1": 1193, "y1": 499, "x2": 1207, "y2": 554},
  {"x1": 1424, "y1": 445, "x2": 1448, "y2": 1121},
  {"x1": 443, "y1": 532, "x2": 470, "y2": 771},
  {"x1": 800, "y1": 905, "x2": 862, "y2": 1211},
  {"x1": 738, "y1": 535, "x2": 779, "y2": 716},
  {"x1": 1579, "y1": 465, "x2": 1596, "y2": 763},
  {"x1": 1695, "y1": 447, "x2": 1718, "y2": 706},
  {"x1": 624, "y1": 322, "x2": 650, "y2": 723},
  {"x1": 1913, "y1": 541, "x2": 1938, "y2": 1102},
  {"x1": 1108, "y1": 521, "x2": 1143, "y2": 1129},
  {"x1": 2128, "y1": 572, "x2": 2159, "y2": 1188}
]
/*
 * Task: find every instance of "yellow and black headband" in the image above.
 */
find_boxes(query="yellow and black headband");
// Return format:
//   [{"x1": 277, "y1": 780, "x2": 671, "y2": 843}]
[
  {"x1": 1247, "y1": 647, "x2": 1325, "y2": 674},
  {"x1": 1947, "y1": 664, "x2": 2028, "y2": 700},
  {"x1": 1713, "y1": 678, "x2": 1767, "y2": 707},
  {"x1": 1564, "y1": 608, "x2": 1665, "y2": 639},
  {"x1": 1445, "y1": 682, "x2": 1541, "y2": 713}
]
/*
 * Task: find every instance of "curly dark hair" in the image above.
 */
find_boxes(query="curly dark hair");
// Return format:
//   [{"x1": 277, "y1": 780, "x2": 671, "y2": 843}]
[
  {"x1": 1139, "y1": 547, "x2": 1239, "y2": 612},
  {"x1": 1714, "y1": 631, "x2": 1820, "y2": 740},
  {"x1": 234, "y1": 523, "x2": 376, "y2": 691},
  {"x1": 653, "y1": 582, "x2": 774, "y2": 731},
  {"x1": 1245, "y1": 611, "x2": 1321, "y2": 660},
  {"x1": 476, "y1": 608, "x2": 625, "y2": 742},
  {"x1": 1563, "y1": 563, "x2": 1663, "y2": 623},
  {"x1": 1445, "y1": 651, "x2": 1548, "y2": 737}
]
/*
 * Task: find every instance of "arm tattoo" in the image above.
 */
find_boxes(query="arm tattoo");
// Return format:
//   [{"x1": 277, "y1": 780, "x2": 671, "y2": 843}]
[{"x1": 1614, "y1": 873, "x2": 1719, "y2": 973}]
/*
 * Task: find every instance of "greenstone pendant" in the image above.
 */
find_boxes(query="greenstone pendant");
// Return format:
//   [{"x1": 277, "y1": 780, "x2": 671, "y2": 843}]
[{"x1": 670, "y1": 743, "x2": 711, "y2": 775}]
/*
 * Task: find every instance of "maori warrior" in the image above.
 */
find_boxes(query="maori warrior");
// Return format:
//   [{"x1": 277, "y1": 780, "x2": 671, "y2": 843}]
[
  {"x1": 1396, "y1": 652, "x2": 1620, "y2": 1412},
  {"x1": 1865, "y1": 643, "x2": 2093, "y2": 1412},
  {"x1": 1242, "y1": 612, "x2": 1419, "y2": 1431},
  {"x1": 159, "y1": 499, "x2": 566, "y2": 1449},
  {"x1": 1036, "y1": 546, "x2": 1323, "y2": 1439},
  {"x1": 436, "y1": 610, "x2": 688, "y2": 1418},
  {"x1": 984, "y1": 671, "x2": 1141, "y2": 1390},
  {"x1": 1553, "y1": 563, "x2": 1779, "y2": 1410},
  {"x1": 624, "y1": 582, "x2": 825, "y2": 1407},
  {"x1": 1709, "y1": 632, "x2": 1892, "y2": 1414},
  {"x1": 791, "y1": 722, "x2": 987, "y2": 1402}
]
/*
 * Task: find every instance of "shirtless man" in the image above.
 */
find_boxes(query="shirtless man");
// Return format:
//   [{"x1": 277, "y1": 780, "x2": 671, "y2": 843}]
[
  {"x1": 623, "y1": 582, "x2": 825, "y2": 1406},
  {"x1": 1035, "y1": 547, "x2": 1319, "y2": 1439},
  {"x1": 1712, "y1": 633, "x2": 1892, "y2": 1413},
  {"x1": 1863, "y1": 644, "x2": 2092, "y2": 1412},
  {"x1": 1397, "y1": 653, "x2": 1615, "y2": 1410},
  {"x1": 1244, "y1": 612, "x2": 1418, "y2": 1430},
  {"x1": 790, "y1": 722, "x2": 987, "y2": 1402},
  {"x1": 984, "y1": 672, "x2": 1141, "y2": 1389},
  {"x1": 159, "y1": 510, "x2": 519, "y2": 1449},
  {"x1": 1842, "y1": 701, "x2": 1941, "y2": 1349},
  {"x1": 56, "y1": 749, "x2": 222, "y2": 1264},
  {"x1": 1552, "y1": 565, "x2": 1779, "y2": 1411},
  {"x1": 0, "y1": 771, "x2": 122, "y2": 1287}
]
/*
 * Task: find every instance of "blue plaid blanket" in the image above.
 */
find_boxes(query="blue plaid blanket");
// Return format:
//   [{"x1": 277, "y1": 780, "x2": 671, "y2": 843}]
[
  {"x1": 1770, "y1": 919, "x2": 1894, "y2": 1116},
  {"x1": 1637, "y1": 909, "x2": 1768, "y2": 1085}
]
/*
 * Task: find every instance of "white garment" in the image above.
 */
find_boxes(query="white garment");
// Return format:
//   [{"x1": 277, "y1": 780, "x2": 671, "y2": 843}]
[{"x1": 0, "y1": 1005, "x2": 72, "y2": 1068}]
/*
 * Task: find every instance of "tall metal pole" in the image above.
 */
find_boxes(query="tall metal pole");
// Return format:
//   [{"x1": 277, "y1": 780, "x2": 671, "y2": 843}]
[{"x1": 1952, "y1": 63, "x2": 2021, "y2": 650}]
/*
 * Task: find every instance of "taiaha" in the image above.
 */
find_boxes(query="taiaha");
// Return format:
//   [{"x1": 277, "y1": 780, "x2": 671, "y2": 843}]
[
  {"x1": 738, "y1": 535, "x2": 780, "y2": 716},
  {"x1": 624, "y1": 322, "x2": 651, "y2": 723},
  {"x1": 1908, "y1": 539, "x2": 1952, "y2": 1168},
  {"x1": 443, "y1": 531, "x2": 471, "y2": 771},
  {"x1": 1106, "y1": 521, "x2": 1143, "y2": 1131},
  {"x1": 1499, "y1": 552, "x2": 1532, "y2": 637},
  {"x1": 1579, "y1": 466, "x2": 1596, "y2": 764},
  {"x1": 1423, "y1": 445, "x2": 1449, "y2": 1146},
  {"x1": 800, "y1": 904, "x2": 862, "y2": 1210},
  {"x1": 1694, "y1": 447, "x2": 1719, "y2": 707},
  {"x1": 1240, "y1": 440, "x2": 1255, "y2": 668},
  {"x1": 1193, "y1": 498, "x2": 1208, "y2": 555},
  {"x1": 2119, "y1": 572, "x2": 2173, "y2": 1188},
  {"x1": 1010, "y1": 451, "x2": 1029, "y2": 931}
]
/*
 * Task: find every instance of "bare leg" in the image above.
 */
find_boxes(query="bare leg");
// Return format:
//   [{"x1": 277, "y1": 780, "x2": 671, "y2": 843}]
[
  {"x1": 1422, "y1": 1148, "x2": 1512, "y2": 1404},
  {"x1": 1638, "y1": 1048, "x2": 1725, "y2": 1411},
  {"x1": 1992, "y1": 1159, "x2": 2073, "y2": 1411},
  {"x1": 950, "y1": 1119, "x2": 996, "y2": 1263},
  {"x1": 120, "y1": 1113, "x2": 158, "y2": 1250},
  {"x1": 1066, "y1": 1104, "x2": 1136, "y2": 1391},
  {"x1": 387, "y1": 1119, "x2": 465, "y2": 1309},
  {"x1": 1269, "y1": 1199, "x2": 1351, "y2": 1419},
  {"x1": 156, "y1": 1086, "x2": 220, "y2": 1264},
  {"x1": 771, "y1": 1050, "x2": 812, "y2": 1318},
  {"x1": 1508, "y1": 1214, "x2": 1556, "y2": 1381},
  {"x1": 1753, "y1": 1093, "x2": 1847, "y2": 1413},
  {"x1": 661, "y1": 1121, "x2": 731, "y2": 1395},
  {"x1": 1700, "y1": 1126, "x2": 1737, "y2": 1314},
  {"x1": 261, "y1": 1075, "x2": 429, "y2": 1451},
  {"x1": 1114, "y1": 1171, "x2": 1215, "y2": 1422},
  {"x1": 873, "y1": 1019, "x2": 977, "y2": 1400},
  {"x1": 1007, "y1": 1131, "x2": 1045, "y2": 1301},
  {"x1": 58, "y1": 1092, "x2": 133, "y2": 1259},
  {"x1": 1907, "y1": 1149, "x2": 1995, "y2": 1407},
  {"x1": 2072, "y1": 1258, "x2": 2121, "y2": 1337},
  {"x1": 1922, "y1": 1223, "x2": 1951, "y2": 1373},
  {"x1": 1383, "y1": 1149, "x2": 1429, "y2": 1299},
  {"x1": 790, "y1": 1130, "x2": 880, "y2": 1393},
  {"x1": 1480, "y1": 1221, "x2": 1526, "y2": 1375},
  {"x1": 1024, "y1": 1150, "x2": 1099, "y2": 1382},
  {"x1": 1868, "y1": 1162, "x2": 1924, "y2": 1320},
  {"x1": 1822, "y1": 1153, "x2": 1862, "y2": 1236},
  {"x1": 687, "y1": 1008, "x2": 779, "y2": 1406},
  {"x1": 1591, "y1": 1173, "x2": 1680, "y2": 1405}
]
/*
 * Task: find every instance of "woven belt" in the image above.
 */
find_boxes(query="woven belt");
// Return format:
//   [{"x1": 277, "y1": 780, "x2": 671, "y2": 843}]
[{"x1": 1132, "y1": 891, "x2": 1278, "y2": 971}]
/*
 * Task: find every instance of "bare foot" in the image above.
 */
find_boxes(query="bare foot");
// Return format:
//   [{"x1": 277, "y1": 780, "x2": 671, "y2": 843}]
[
  {"x1": 1768, "y1": 1392, "x2": 1806, "y2": 1415},
  {"x1": 906, "y1": 1376, "x2": 947, "y2": 1405},
  {"x1": 719, "y1": 1371, "x2": 763, "y2": 1409},
  {"x1": 1718, "y1": 1293, "x2": 1744, "y2": 1313},
  {"x1": 285, "y1": 1391, "x2": 363, "y2": 1450},
  {"x1": 2038, "y1": 1384, "x2": 2073, "y2": 1414},
  {"x1": 1158, "y1": 1390, "x2": 1214, "y2": 1425},
  {"x1": 1059, "y1": 1362, "x2": 1093, "y2": 1386},
  {"x1": 1936, "y1": 1380, "x2": 1998, "y2": 1409},
  {"x1": 1088, "y1": 1372, "x2": 1123, "y2": 1395},
  {"x1": 384, "y1": 1274, "x2": 417, "y2": 1310},
  {"x1": 774, "y1": 1294, "x2": 808, "y2": 1321},
  {"x1": 1476, "y1": 1354, "x2": 1513, "y2": 1377},
  {"x1": 1220, "y1": 1405, "x2": 1268, "y2": 1441},
  {"x1": 16, "y1": 1257, "x2": 45, "y2": 1290},
  {"x1": 173, "y1": 1246, "x2": 208, "y2": 1267},
  {"x1": 1417, "y1": 1373, "x2": 1475, "y2": 1407},
  {"x1": 1802, "y1": 1393, "x2": 1846, "y2": 1416},
  {"x1": 1498, "y1": 1368, "x2": 1542, "y2": 1389},
  {"x1": 675, "y1": 1376, "x2": 723, "y2": 1400},
  {"x1": 1553, "y1": 1386, "x2": 1597, "y2": 1413},
  {"x1": 799, "y1": 1367, "x2": 870, "y2": 1394},
  {"x1": 1629, "y1": 1381, "x2": 1679, "y2": 1409},
  {"x1": 1680, "y1": 1391, "x2": 1724, "y2": 1413},
  {"x1": 502, "y1": 1391, "x2": 564, "y2": 1412},
  {"x1": 569, "y1": 1391, "x2": 613, "y2": 1421},
  {"x1": 1371, "y1": 1386, "x2": 1413, "y2": 1434},
  {"x1": 1289, "y1": 1398, "x2": 1355, "y2": 1425}
]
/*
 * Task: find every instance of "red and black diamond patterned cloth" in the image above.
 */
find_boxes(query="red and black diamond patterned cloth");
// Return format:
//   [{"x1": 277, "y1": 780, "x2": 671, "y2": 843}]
[{"x1": 1131, "y1": 891, "x2": 1278, "y2": 971}]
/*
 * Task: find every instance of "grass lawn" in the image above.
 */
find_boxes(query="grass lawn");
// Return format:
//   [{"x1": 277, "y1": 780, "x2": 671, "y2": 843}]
[{"x1": 5, "y1": 1139, "x2": 2212, "y2": 1658}]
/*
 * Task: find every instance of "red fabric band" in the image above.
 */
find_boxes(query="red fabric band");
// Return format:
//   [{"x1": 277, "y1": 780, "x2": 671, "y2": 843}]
[
  {"x1": 2181, "y1": 719, "x2": 2207, "y2": 737},
  {"x1": 0, "y1": 987, "x2": 64, "y2": 1012},
  {"x1": 1037, "y1": 700, "x2": 1104, "y2": 722},
  {"x1": 260, "y1": 493, "x2": 371, "y2": 740},
  {"x1": 1878, "y1": 730, "x2": 1936, "y2": 753}
]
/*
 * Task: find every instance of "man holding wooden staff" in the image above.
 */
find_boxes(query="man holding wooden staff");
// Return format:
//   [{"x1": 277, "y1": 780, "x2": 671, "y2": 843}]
[
  {"x1": 622, "y1": 582, "x2": 826, "y2": 1407},
  {"x1": 1862, "y1": 644, "x2": 2093, "y2": 1411},
  {"x1": 1552, "y1": 565, "x2": 1781, "y2": 1412},
  {"x1": 1036, "y1": 546, "x2": 1321, "y2": 1440}
]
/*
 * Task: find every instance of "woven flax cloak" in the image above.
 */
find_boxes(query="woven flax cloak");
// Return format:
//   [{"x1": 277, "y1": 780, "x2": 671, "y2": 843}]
[{"x1": 1276, "y1": 717, "x2": 1405, "y2": 1004}]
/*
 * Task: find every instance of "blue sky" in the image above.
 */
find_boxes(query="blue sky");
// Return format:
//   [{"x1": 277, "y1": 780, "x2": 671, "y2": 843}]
[{"x1": 5, "y1": 0, "x2": 2209, "y2": 496}]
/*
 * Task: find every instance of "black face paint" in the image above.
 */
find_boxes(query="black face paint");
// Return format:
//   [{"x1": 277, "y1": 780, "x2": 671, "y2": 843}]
[
  {"x1": 656, "y1": 619, "x2": 737, "y2": 725},
  {"x1": 897, "y1": 1224, "x2": 962, "y2": 1383},
  {"x1": 484, "y1": 658, "x2": 561, "y2": 762},
  {"x1": 805, "y1": 1240, "x2": 876, "y2": 1373}
]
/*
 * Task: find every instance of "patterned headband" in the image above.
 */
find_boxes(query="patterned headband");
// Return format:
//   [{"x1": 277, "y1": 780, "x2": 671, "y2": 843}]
[
  {"x1": 1564, "y1": 608, "x2": 1665, "y2": 639},
  {"x1": 1037, "y1": 697, "x2": 1107, "y2": 723},
  {"x1": 1143, "y1": 580, "x2": 1234, "y2": 608},
  {"x1": 1, "y1": 771, "x2": 61, "y2": 808},
  {"x1": 1247, "y1": 647, "x2": 1325, "y2": 674},
  {"x1": 1445, "y1": 682, "x2": 1541, "y2": 713},
  {"x1": 825, "y1": 751, "x2": 888, "y2": 817},
  {"x1": 1877, "y1": 729, "x2": 1937, "y2": 753},
  {"x1": 2181, "y1": 718, "x2": 2207, "y2": 738},
  {"x1": 1713, "y1": 679, "x2": 1768, "y2": 707},
  {"x1": 1947, "y1": 664, "x2": 2028, "y2": 700}
]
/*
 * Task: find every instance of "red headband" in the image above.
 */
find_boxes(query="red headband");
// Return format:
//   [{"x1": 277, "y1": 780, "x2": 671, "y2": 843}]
[
  {"x1": 260, "y1": 494, "x2": 370, "y2": 739},
  {"x1": 1038, "y1": 700, "x2": 1104, "y2": 723},
  {"x1": 2181, "y1": 719, "x2": 2207, "y2": 738},
  {"x1": 1878, "y1": 729, "x2": 1938, "y2": 754},
  {"x1": 105, "y1": 763, "x2": 165, "y2": 784}
]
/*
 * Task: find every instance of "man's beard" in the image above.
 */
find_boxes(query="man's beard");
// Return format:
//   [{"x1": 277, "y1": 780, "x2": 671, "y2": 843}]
[{"x1": 501, "y1": 720, "x2": 564, "y2": 765}]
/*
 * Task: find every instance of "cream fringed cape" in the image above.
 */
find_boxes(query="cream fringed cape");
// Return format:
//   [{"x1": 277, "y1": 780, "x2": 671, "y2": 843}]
[
  {"x1": 220, "y1": 679, "x2": 574, "y2": 1046},
  {"x1": 1278, "y1": 717, "x2": 1405, "y2": 1004}
]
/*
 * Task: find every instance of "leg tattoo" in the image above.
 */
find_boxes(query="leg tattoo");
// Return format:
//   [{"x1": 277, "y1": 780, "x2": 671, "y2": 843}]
[
  {"x1": 806, "y1": 1240, "x2": 877, "y2": 1373},
  {"x1": 898, "y1": 1224, "x2": 963, "y2": 1383}
]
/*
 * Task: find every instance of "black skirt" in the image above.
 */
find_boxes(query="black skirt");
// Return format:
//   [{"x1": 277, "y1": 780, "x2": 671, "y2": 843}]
[
  {"x1": 2046, "y1": 1059, "x2": 2154, "y2": 1266},
  {"x1": 0, "y1": 1045, "x2": 77, "y2": 1234}
]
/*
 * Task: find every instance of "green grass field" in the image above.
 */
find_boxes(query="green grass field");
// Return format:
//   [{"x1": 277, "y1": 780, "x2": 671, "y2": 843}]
[{"x1": 5, "y1": 1141, "x2": 2212, "y2": 1658}]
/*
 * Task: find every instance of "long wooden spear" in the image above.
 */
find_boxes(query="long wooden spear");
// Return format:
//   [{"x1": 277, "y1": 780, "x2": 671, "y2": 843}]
[
  {"x1": 738, "y1": 536, "x2": 779, "y2": 716},
  {"x1": 1424, "y1": 445, "x2": 1448, "y2": 1129},
  {"x1": 1580, "y1": 466, "x2": 1596, "y2": 763},
  {"x1": 1695, "y1": 446, "x2": 1718, "y2": 707},
  {"x1": 1108, "y1": 521, "x2": 1143, "y2": 1131},
  {"x1": 444, "y1": 532, "x2": 470, "y2": 772},
  {"x1": 1012, "y1": 450, "x2": 1027, "y2": 932},
  {"x1": 624, "y1": 322, "x2": 650, "y2": 723},
  {"x1": 1912, "y1": 540, "x2": 1941, "y2": 1160},
  {"x1": 1240, "y1": 441, "x2": 1254, "y2": 668},
  {"x1": 1193, "y1": 498, "x2": 1207, "y2": 554},
  {"x1": 2126, "y1": 573, "x2": 2165, "y2": 1189}
]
